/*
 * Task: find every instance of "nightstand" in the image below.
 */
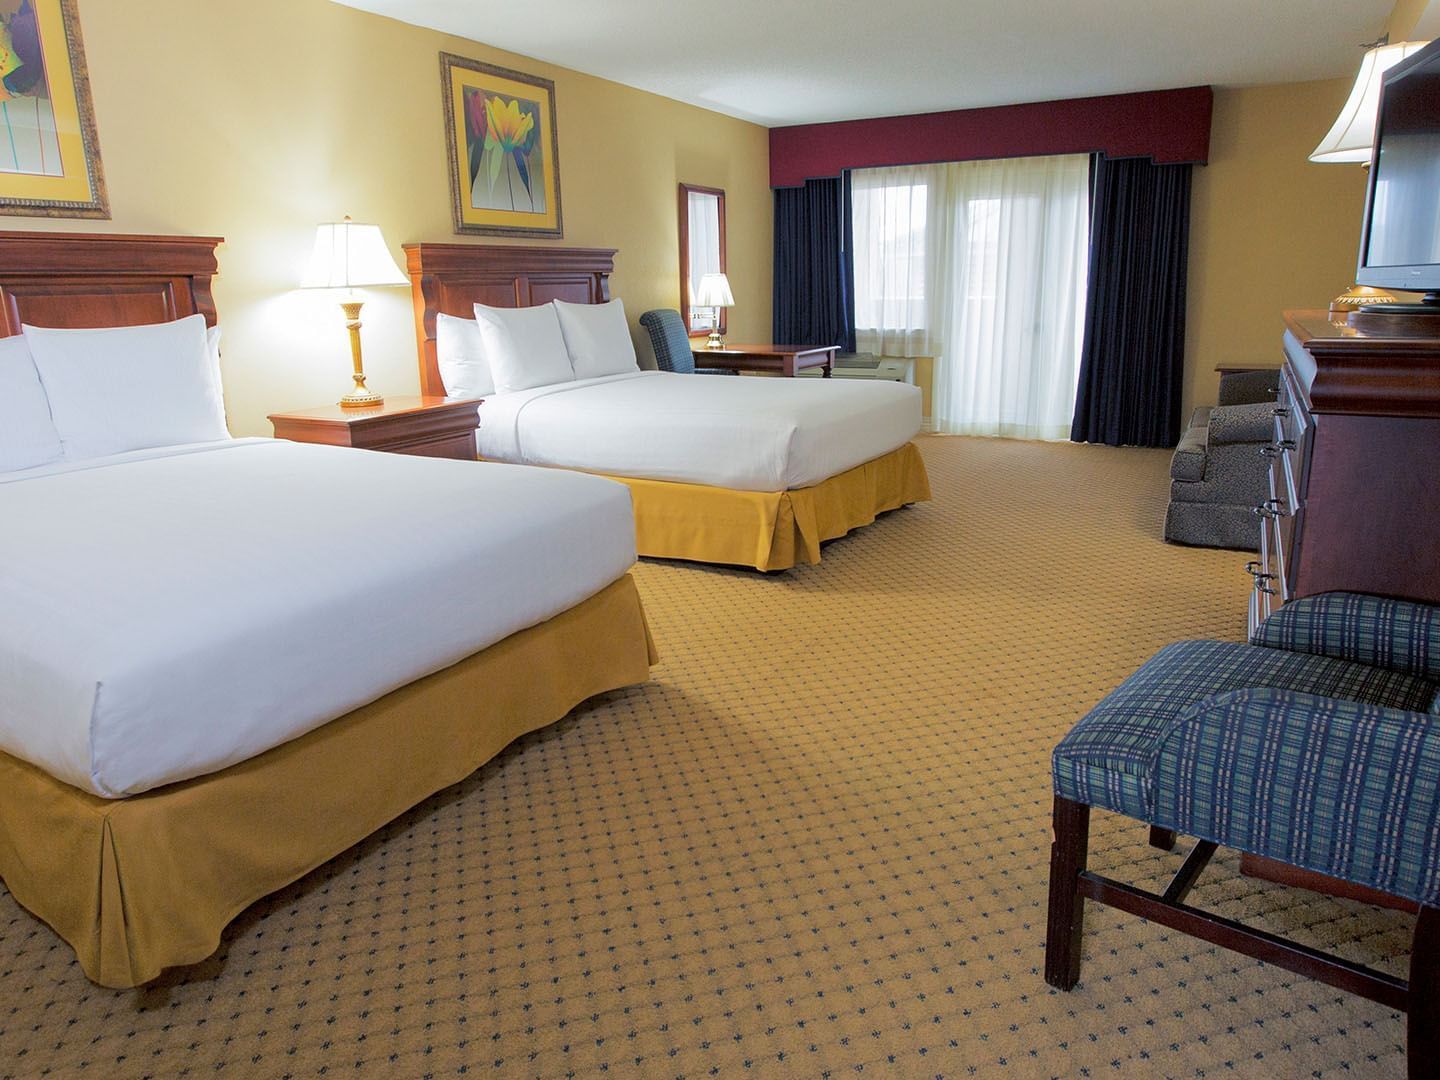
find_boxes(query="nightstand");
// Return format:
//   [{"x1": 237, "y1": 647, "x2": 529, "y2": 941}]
[{"x1": 268, "y1": 396, "x2": 481, "y2": 460}]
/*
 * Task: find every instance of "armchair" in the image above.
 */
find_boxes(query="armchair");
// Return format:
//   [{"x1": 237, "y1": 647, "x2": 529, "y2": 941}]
[
  {"x1": 1046, "y1": 592, "x2": 1440, "y2": 1078},
  {"x1": 1164, "y1": 369, "x2": 1279, "y2": 549},
  {"x1": 638, "y1": 308, "x2": 736, "y2": 375}
]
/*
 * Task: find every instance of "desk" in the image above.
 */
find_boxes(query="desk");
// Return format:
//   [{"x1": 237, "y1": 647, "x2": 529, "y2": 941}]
[{"x1": 696, "y1": 344, "x2": 838, "y2": 377}]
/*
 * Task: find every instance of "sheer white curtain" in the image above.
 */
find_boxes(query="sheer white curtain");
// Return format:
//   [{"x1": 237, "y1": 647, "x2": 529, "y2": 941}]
[{"x1": 852, "y1": 154, "x2": 1091, "y2": 440}]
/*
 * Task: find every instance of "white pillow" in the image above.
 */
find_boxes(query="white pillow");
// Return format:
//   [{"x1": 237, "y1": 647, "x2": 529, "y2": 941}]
[
  {"x1": 436, "y1": 312, "x2": 494, "y2": 398},
  {"x1": 553, "y1": 299, "x2": 640, "y2": 380},
  {"x1": 472, "y1": 302, "x2": 574, "y2": 394},
  {"x1": 0, "y1": 334, "x2": 64, "y2": 472},
  {"x1": 25, "y1": 314, "x2": 230, "y2": 461}
]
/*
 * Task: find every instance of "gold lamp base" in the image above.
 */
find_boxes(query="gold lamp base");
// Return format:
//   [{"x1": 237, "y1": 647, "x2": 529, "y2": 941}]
[
  {"x1": 339, "y1": 388, "x2": 384, "y2": 409},
  {"x1": 1329, "y1": 284, "x2": 1397, "y2": 318},
  {"x1": 705, "y1": 330, "x2": 725, "y2": 350},
  {"x1": 337, "y1": 299, "x2": 383, "y2": 408}
]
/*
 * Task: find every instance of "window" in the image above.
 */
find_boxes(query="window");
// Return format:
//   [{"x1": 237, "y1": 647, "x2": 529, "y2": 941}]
[{"x1": 850, "y1": 156, "x2": 1090, "y2": 440}]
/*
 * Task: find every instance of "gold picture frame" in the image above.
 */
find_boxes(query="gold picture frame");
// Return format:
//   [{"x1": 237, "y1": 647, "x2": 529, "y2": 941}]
[
  {"x1": 0, "y1": 0, "x2": 107, "y2": 218},
  {"x1": 440, "y1": 53, "x2": 562, "y2": 239}
]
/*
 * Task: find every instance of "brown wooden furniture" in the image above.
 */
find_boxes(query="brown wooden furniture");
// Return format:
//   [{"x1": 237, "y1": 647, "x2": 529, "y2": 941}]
[
  {"x1": 405, "y1": 242, "x2": 615, "y2": 397},
  {"x1": 0, "y1": 230, "x2": 219, "y2": 333},
  {"x1": 1213, "y1": 361, "x2": 1279, "y2": 375},
  {"x1": 269, "y1": 396, "x2": 481, "y2": 460},
  {"x1": 696, "y1": 344, "x2": 838, "y2": 378},
  {"x1": 1246, "y1": 310, "x2": 1440, "y2": 634},
  {"x1": 678, "y1": 183, "x2": 726, "y2": 338}
]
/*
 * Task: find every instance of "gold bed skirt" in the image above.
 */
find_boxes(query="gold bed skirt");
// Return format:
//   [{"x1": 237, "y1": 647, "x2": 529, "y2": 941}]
[
  {"x1": 608, "y1": 441, "x2": 931, "y2": 571},
  {"x1": 0, "y1": 574, "x2": 656, "y2": 989}
]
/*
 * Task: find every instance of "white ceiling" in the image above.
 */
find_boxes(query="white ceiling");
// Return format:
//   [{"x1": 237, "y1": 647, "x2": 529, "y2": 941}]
[{"x1": 335, "y1": 0, "x2": 1395, "y2": 127}]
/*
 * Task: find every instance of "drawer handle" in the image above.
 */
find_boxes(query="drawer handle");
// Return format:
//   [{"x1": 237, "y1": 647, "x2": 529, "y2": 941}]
[
  {"x1": 1253, "y1": 498, "x2": 1291, "y2": 520},
  {"x1": 1273, "y1": 407, "x2": 1290, "y2": 418},
  {"x1": 1255, "y1": 584, "x2": 1278, "y2": 596}
]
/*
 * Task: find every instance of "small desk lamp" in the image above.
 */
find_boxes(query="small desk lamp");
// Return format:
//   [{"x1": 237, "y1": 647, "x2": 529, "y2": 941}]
[
  {"x1": 301, "y1": 216, "x2": 408, "y2": 408},
  {"x1": 695, "y1": 272, "x2": 734, "y2": 350}
]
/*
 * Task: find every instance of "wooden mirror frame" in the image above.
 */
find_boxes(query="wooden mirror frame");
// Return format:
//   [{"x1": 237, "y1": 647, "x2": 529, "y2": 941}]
[{"x1": 678, "y1": 183, "x2": 726, "y2": 338}]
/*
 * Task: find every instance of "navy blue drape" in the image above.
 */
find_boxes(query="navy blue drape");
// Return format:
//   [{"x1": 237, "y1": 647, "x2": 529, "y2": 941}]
[
  {"x1": 1070, "y1": 155, "x2": 1193, "y2": 447},
  {"x1": 773, "y1": 176, "x2": 855, "y2": 351}
]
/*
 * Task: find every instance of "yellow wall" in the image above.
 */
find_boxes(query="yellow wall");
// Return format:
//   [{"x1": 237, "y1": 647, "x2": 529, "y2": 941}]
[
  {"x1": 1184, "y1": 78, "x2": 1371, "y2": 416},
  {"x1": 6, "y1": 0, "x2": 772, "y2": 435}
]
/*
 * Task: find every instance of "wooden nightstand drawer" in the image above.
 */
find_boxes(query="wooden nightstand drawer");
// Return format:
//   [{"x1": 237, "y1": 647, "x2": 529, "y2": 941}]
[{"x1": 269, "y1": 396, "x2": 481, "y2": 460}]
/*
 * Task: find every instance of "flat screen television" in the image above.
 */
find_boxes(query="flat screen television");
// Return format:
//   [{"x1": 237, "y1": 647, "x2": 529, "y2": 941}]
[{"x1": 1357, "y1": 37, "x2": 1440, "y2": 310}]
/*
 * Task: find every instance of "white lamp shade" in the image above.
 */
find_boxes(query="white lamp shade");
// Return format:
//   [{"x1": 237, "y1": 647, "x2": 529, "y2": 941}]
[
  {"x1": 300, "y1": 219, "x2": 407, "y2": 288},
  {"x1": 1310, "y1": 41, "x2": 1430, "y2": 164},
  {"x1": 695, "y1": 271, "x2": 735, "y2": 308}
]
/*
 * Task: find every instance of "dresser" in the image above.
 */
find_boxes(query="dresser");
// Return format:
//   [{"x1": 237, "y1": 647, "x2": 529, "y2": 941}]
[{"x1": 1248, "y1": 311, "x2": 1440, "y2": 634}]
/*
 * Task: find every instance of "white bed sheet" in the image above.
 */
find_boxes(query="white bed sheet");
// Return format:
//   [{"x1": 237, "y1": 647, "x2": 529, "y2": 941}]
[
  {"x1": 0, "y1": 438, "x2": 637, "y2": 798},
  {"x1": 475, "y1": 370, "x2": 922, "y2": 491}
]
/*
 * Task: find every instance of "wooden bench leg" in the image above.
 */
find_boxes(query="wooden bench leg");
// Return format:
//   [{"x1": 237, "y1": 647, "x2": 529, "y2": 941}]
[
  {"x1": 1410, "y1": 906, "x2": 1440, "y2": 1079},
  {"x1": 1045, "y1": 796, "x2": 1090, "y2": 990}
]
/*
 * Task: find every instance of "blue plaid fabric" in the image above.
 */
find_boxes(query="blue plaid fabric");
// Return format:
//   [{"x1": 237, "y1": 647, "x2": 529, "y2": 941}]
[
  {"x1": 639, "y1": 309, "x2": 696, "y2": 373},
  {"x1": 1153, "y1": 689, "x2": 1440, "y2": 905},
  {"x1": 1252, "y1": 591, "x2": 1440, "y2": 685},
  {"x1": 1053, "y1": 639, "x2": 1438, "y2": 822},
  {"x1": 638, "y1": 309, "x2": 735, "y2": 375}
]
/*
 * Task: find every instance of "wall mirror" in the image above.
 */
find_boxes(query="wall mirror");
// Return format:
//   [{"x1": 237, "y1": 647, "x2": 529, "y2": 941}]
[{"x1": 679, "y1": 183, "x2": 726, "y2": 336}]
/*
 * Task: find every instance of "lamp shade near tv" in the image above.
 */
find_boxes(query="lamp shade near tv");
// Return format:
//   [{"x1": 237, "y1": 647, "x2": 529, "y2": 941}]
[{"x1": 1357, "y1": 38, "x2": 1440, "y2": 306}]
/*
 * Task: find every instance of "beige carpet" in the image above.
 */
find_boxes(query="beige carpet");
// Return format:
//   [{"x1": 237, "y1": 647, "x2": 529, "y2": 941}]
[{"x1": 0, "y1": 436, "x2": 1413, "y2": 1078}]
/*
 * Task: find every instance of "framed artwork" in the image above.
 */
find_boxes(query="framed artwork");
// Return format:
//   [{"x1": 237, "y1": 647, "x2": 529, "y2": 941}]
[
  {"x1": 0, "y1": 0, "x2": 107, "y2": 218},
  {"x1": 441, "y1": 53, "x2": 562, "y2": 238}
]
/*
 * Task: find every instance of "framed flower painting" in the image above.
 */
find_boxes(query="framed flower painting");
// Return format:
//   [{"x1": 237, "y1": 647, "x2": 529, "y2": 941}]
[
  {"x1": 441, "y1": 54, "x2": 562, "y2": 238},
  {"x1": 0, "y1": 0, "x2": 108, "y2": 218}
]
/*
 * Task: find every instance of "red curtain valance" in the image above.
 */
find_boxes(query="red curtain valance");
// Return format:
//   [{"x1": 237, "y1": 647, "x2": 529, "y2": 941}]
[{"x1": 769, "y1": 86, "x2": 1212, "y2": 188}]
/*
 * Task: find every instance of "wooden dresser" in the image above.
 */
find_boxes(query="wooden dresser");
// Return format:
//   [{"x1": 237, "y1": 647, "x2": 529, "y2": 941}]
[{"x1": 1248, "y1": 310, "x2": 1440, "y2": 633}]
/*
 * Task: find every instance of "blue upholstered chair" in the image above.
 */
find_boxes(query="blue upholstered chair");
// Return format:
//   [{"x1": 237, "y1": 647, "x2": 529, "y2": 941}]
[
  {"x1": 1046, "y1": 592, "x2": 1440, "y2": 1078},
  {"x1": 638, "y1": 309, "x2": 735, "y2": 375}
]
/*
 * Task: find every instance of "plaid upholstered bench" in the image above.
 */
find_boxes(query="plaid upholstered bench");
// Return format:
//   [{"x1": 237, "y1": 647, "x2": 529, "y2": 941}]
[{"x1": 1045, "y1": 592, "x2": 1440, "y2": 1079}]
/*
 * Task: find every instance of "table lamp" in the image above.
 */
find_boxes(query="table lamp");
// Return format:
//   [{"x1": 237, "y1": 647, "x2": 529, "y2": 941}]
[
  {"x1": 695, "y1": 272, "x2": 734, "y2": 350},
  {"x1": 1309, "y1": 38, "x2": 1428, "y2": 317},
  {"x1": 301, "y1": 216, "x2": 408, "y2": 408}
]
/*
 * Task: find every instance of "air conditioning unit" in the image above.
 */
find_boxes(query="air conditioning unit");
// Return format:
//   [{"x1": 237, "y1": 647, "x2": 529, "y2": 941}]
[{"x1": 796, "y1": 353, "x2": 913, "y2": 383}]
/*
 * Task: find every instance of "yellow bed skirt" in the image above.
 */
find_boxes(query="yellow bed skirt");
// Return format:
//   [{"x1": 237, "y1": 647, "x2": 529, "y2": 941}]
[
  {"x1": 0, "y1": 574, "x2": 656, "y2": 989},
  {"x1": 608, "y1": 441, "x2": 931, "y2": 571}
]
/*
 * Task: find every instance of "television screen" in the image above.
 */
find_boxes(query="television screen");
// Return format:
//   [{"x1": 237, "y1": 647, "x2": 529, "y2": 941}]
[{"x1": 1359, "y1": 41, "x2": 1440, "y2": 291}]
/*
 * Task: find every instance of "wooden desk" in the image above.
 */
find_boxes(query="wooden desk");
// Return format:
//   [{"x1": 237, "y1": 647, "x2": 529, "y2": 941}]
[
  {"x1": 696, "y1": 344, "x2": 838, "y2": 377},
  {"x1": 269, "y1": 396, "x2": 481, "y2": 460}
]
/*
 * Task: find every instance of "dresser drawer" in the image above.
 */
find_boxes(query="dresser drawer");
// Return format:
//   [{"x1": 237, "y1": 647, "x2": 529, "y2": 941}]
[{"x1": 1247, "y1": 518, "x2": 1279, "y2": 637}]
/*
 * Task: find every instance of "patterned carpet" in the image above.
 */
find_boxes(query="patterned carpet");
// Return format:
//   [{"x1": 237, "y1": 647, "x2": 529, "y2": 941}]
[{"x1": 0, "y1": 436, "x2": 1413, "y2": 1078}]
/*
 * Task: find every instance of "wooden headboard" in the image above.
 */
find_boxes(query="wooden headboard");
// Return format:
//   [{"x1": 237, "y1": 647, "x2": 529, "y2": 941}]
[
  {"x1": 405, "y1": 243, "x2": 616, "y2": 396},
  {"x1": 0, "y1": 231, "x2": 222, "y2": 335}
]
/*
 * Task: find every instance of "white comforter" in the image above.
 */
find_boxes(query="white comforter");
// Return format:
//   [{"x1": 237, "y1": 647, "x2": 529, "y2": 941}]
[
  {"x1": 476, "y1": 370, "x2": 922, "y2": 491},
  {"x1": 0, "y1": 439, "x2": 637, "y2": 798}
]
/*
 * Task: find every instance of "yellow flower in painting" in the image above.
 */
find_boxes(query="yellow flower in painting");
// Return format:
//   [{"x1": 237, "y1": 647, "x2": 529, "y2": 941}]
[{"x1": 484, "y1": 96, "x2": 535, "y2": 152}]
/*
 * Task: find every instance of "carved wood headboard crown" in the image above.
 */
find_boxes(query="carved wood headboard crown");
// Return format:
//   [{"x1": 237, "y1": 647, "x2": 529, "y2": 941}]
[
  {"x1": 0, "y1": 231, "x2": 223, "y2": 335},
  {"x1": 404, "y1": 243, "x2": 616, "y2": 396}
]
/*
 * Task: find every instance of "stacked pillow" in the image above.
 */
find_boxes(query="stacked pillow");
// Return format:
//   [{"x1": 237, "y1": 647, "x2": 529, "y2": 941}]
[
  {"x1": 436, "y1": 298, "x2": 640, "y2": 398},
  {"x1": 0, "y1": 313, "x2": 230, "y2": 472}
]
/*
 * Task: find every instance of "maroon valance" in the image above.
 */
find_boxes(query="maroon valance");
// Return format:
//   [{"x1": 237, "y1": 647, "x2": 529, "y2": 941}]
[{"x1": 769, "y1": 86, "x2": 1212, "y2": 188}]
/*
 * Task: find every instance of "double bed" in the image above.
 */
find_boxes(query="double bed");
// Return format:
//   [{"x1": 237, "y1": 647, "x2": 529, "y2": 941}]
[
  {"x1": 406, "y1": 243, "x2": 931, "y2": 571},
  {"x1": 0, "y1": 232, "x2": 655, "y2": 988}
]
